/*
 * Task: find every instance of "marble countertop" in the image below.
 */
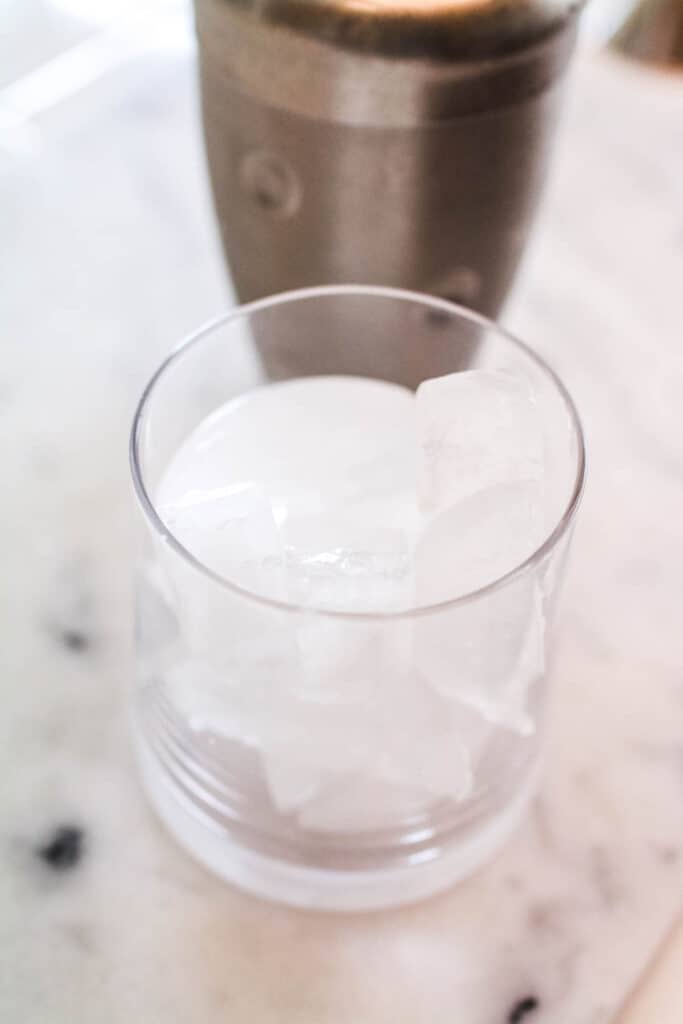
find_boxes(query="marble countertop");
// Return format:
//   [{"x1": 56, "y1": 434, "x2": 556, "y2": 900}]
[{"x1": 1, "y1": 18, "x2": 682, "y2": 1023}]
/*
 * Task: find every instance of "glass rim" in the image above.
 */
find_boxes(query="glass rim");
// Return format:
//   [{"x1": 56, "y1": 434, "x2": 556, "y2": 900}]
[{"x1": 130, "y1": 284, "x2": 586, "y2": 620}]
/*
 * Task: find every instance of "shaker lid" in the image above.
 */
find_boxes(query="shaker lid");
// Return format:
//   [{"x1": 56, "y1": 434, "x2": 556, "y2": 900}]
[
  {"x1": 197, "y1": 0, "x2": 580, "y2": 124},
  {"x1": 228, "y1": 0, "x2": 581, "y2": 60}
]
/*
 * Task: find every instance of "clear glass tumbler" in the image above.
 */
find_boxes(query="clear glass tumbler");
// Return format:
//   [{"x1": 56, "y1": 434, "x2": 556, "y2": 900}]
[{"x1": 130, "y1": 285, "x2": 585, "y2": 911}]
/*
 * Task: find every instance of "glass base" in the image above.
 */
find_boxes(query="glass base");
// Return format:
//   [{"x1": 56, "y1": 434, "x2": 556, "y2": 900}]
[{"x1": 134, "y1": 730, "x2": 537, "y2": 911}]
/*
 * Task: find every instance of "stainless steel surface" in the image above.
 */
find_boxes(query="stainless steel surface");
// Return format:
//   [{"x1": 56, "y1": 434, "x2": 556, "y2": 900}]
[
  {"x1": 194, "y1": 0, "x2": 580, "y2": 380},
  {"x1": 611, "y1": 0, "x2": 683, "y2": 66}
]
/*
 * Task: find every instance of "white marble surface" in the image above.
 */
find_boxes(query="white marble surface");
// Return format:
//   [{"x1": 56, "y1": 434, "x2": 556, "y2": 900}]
[{"x1": 0, "y1": 23, "x2": 682, "y2": 1024}]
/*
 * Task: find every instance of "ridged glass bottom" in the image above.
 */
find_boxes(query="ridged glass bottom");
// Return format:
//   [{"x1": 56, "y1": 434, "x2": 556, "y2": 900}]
[{"x1": 132, "y1": 685, "x2": 539, "y2": 910}]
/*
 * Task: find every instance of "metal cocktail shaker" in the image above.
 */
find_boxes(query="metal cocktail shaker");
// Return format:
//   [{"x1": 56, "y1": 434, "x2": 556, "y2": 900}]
[{"x1": 194, "y1": 0, "x2": 580, "y2": 380}]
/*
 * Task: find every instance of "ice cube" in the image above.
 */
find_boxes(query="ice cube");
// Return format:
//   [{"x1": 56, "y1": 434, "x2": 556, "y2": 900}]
[
  {"x1": 163, "y1": 657, "x2": 303, "y2": 750},
  {"x1": 298, "y1": 776, "x2": 433, "y2": 833},
  {"x1": 378, "y1": 734, "x2": 473, "y2": 802},
  {"x1": 414, "y1": 479, "x2": 546, "y2": 732},
  {"x1": 373, "y1": 671, "x2": 479, "y2": 801},
  {"x1": 283, "y1": 519, "x2": 414, "y2": 613},
  {"x1": 159, "y1": 482, "x2": 285, "y2": 599},
  {"x1": 416, "y1": 370, "x2": 544, "y2": 518},
  {"x1": 163, "y1": 657, "x2": 237, "y2": 732},
  {"x1": 250, "y1": 376, "x2": 416, "y2": 502},
  {"x1": 416, "y1": 481, "x2": 545, "y2": 603},
  {"x1": 155, "y1": 479, "x2": 295, "y2": 674},
  {"x1": 278, "y1": 521, "x2": 414, "y2": 705},
  {"x1": 163, "y1": 656, "x2": 306, "y2": 754},
  {"x1": 262, "y1": 747, "x2": 324, "y2": 814},
  {"x1": 157, "y1": 541, "x2": 299, "y2": 713},
  {"x1": 167, "y1": 376, "x2": 415, "y2": 516},
  {"x1": 242, "y1": 375, "x2": 418, "y2": 546},
  {"x1": 336, "y1": 421, "x2": 419, "y2": 537},
  {"x1": 259, "y1": 697, "x2": 377, "y2": 812},
  {"x1": 295, "y1": 673, "x2": 482, "y2": 833},
  {"x1": 415, "y1": 570, "x2": 545, "y2": 735},
  {"x1": 293, "y1": 613, "x2": 382, "y2": 704}
]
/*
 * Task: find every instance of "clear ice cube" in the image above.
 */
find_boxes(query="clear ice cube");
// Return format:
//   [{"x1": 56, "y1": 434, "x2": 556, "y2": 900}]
[
  {"x1": 372, "y1": 671, "x2": 478, "y2": 800},
  {"x1": 156, "y1": 479, "x2": 296, "y2": 677},
  {"x1": 275, "y1": 520, "x2": 415, "y2": 715},
  {"x1": 414, "y1": 369, "x2": 548, "y2": 736},
  {"x1": 282, "y1": 518, "x2": 414, "y2": 613},
  {"x1": 415, "y1": 567, "x2": 545, "y2": 735},
  {"x1": 262, "y1": 747, "x2": 324, "y2": 814},
  {"x1": 294, "y1": 675, "x2": 483, "y2": 832},
  {"x1": 297, "y1": 777, "x2": 433, "y2": 833},
  {"x1": 416, "y1": 370, "x2": 544, "y2": 518},
  {"x1": 259, "y1": 376, "x2": 416, "y2": 502},
  {"x1": 260, "y1": 696, "x2": 377, "y2": 812},
  {"x1": 175, "y1": 376, "x2": 415, "y2": 520},
  {"x1": 163, "y1": 658, "x2": 236, "y2": 732},
  {"x1": 159, "y1": 482, "x2": 285, "y2": 599},
  {"x1": 416, "y1": 480, "x2": 545, "y2": 603},
  {"x1": 292, "y1": 613, "x2": 382, "y2": 704}
]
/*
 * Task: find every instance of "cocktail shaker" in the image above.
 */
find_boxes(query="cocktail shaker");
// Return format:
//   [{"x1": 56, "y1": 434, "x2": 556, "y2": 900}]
[{"x1": 194, "y1": 0, "x2": 581, "y2": 380}]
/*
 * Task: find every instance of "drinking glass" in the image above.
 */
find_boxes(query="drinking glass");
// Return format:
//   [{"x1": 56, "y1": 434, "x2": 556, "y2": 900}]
[{"x1": 130, "y1": 285, "x2": 585, "y2": 911}]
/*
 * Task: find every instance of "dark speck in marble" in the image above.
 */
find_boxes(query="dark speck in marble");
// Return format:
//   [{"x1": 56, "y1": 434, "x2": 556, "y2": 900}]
[
  {"x1": 652, "y1": 843, "x2": 680, "y2": 865},
  {"x1": 47, "y1": 559, "x2": 97, "y2": 654},
  {"x1": 38, "y1": 826, "x2": 84, "y2": 871},
  {"x1": 507, "y1": 996, "x2": 539, "y2": 1022},
  {"x1": 527, "y1": 901, "x2": 564, "y2": 934},
  {"x1": 60, "y1": 628, "x2": 90, "y2": 652}
]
